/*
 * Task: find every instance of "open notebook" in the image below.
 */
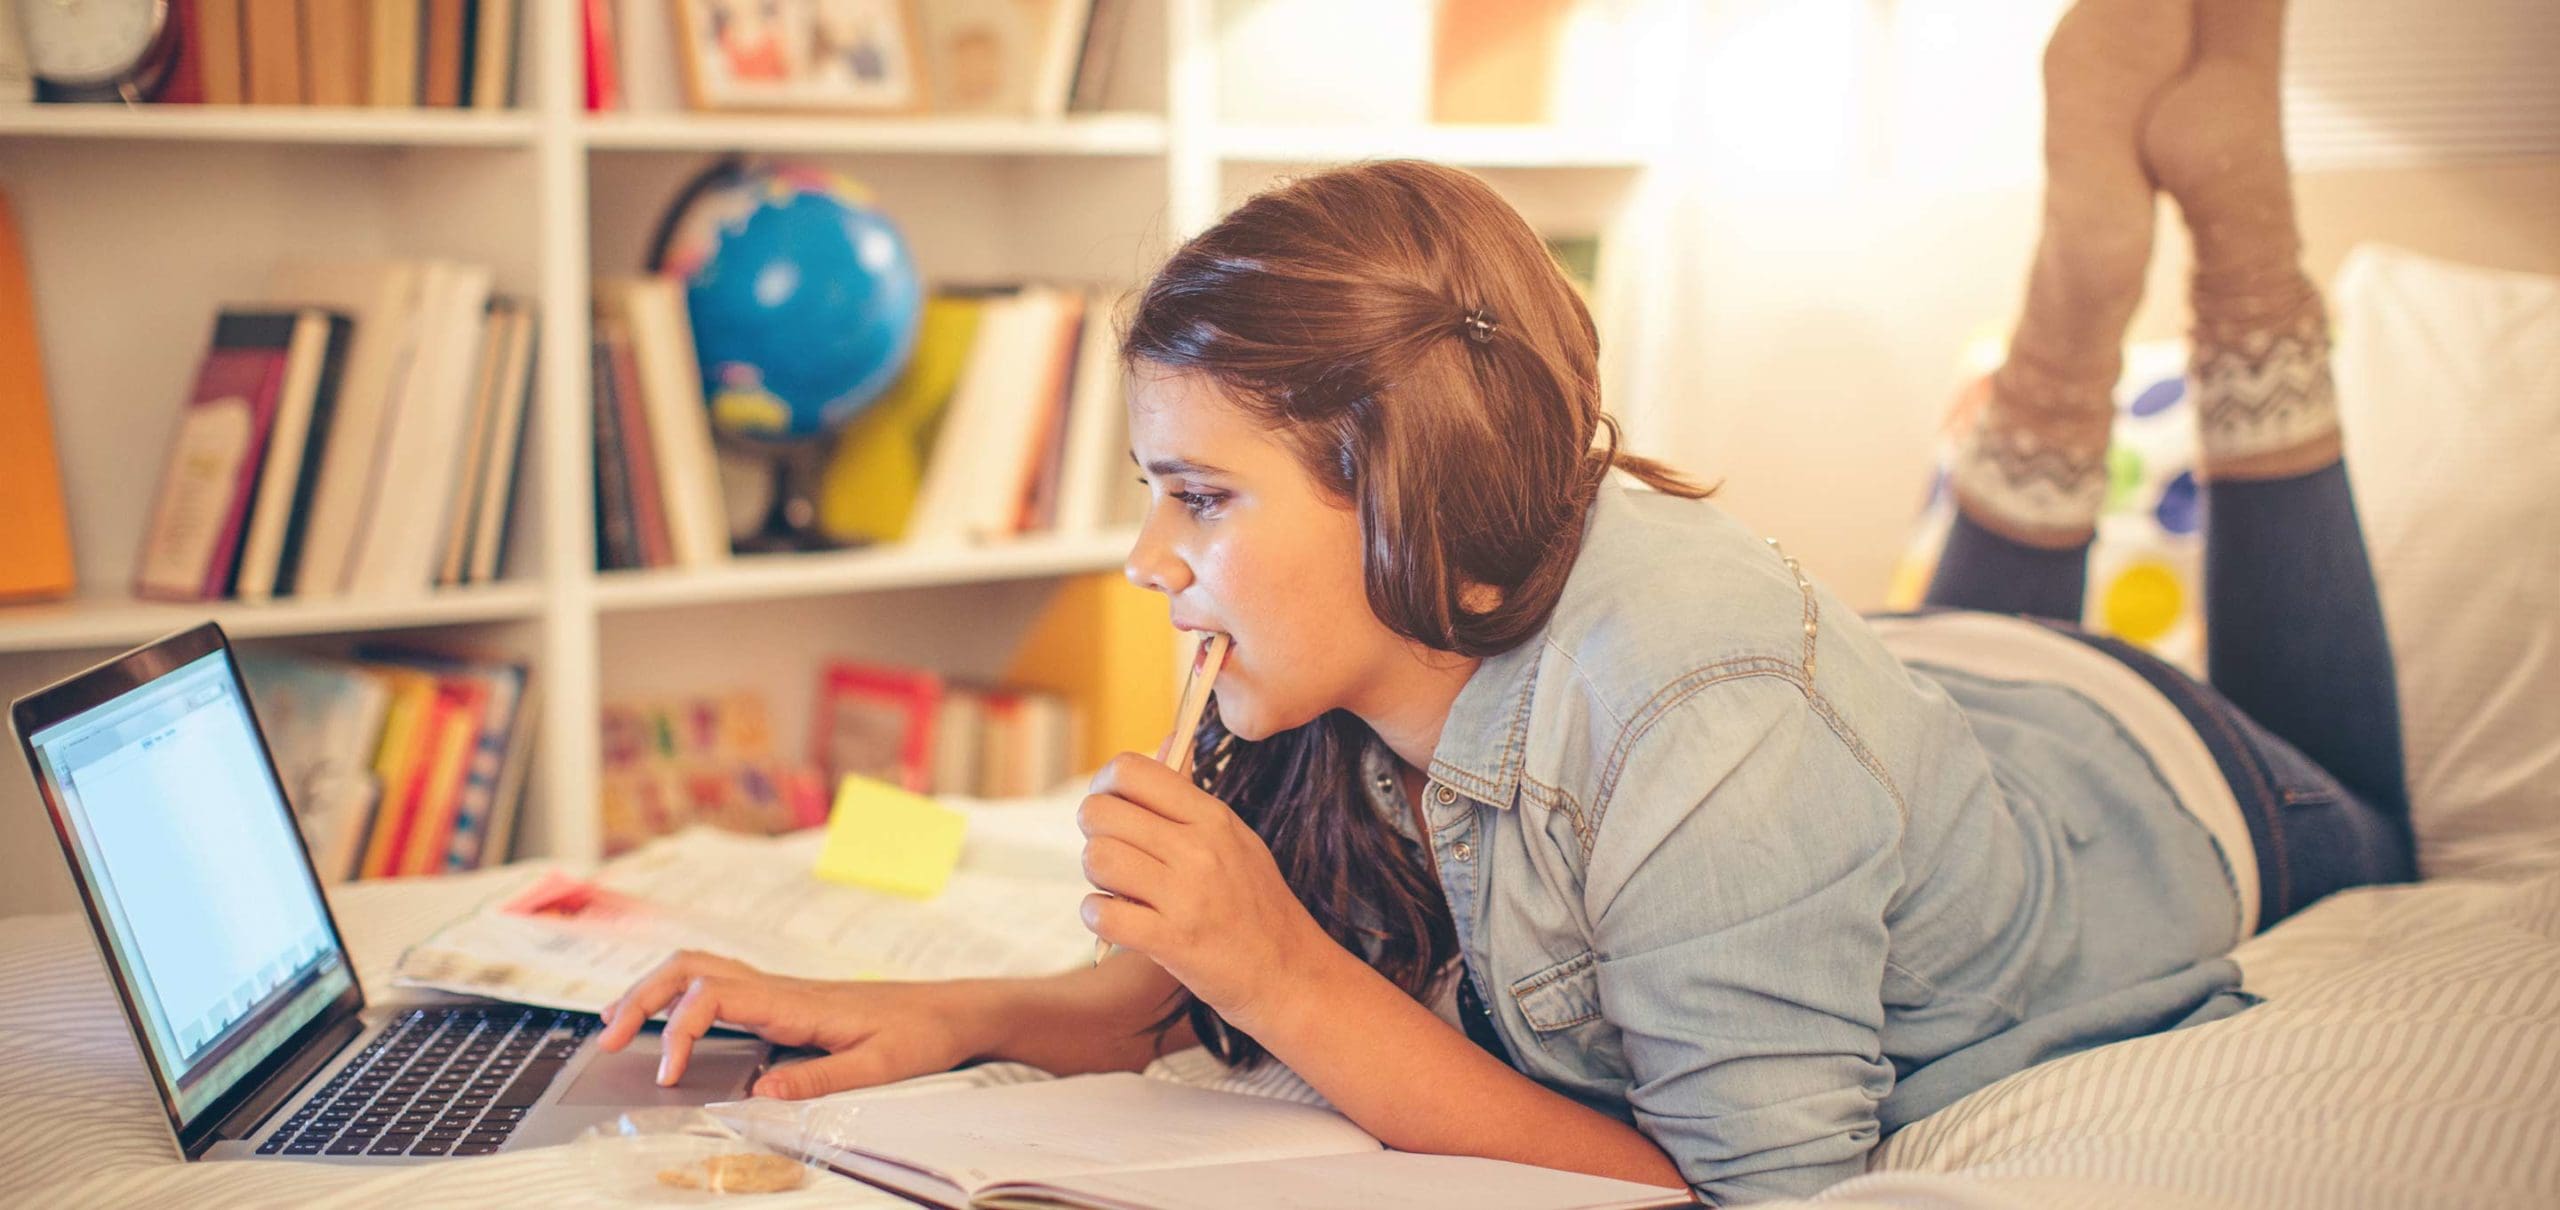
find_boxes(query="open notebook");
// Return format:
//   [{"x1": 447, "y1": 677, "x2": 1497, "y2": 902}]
[{"x1": 719, "y1": 1072, "x2": 1693, "y2": 1210}]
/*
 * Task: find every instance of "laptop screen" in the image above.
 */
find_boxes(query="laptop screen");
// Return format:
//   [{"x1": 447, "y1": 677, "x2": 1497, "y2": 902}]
[{"x1": 24, "y1": 648, "x2": 354, "y2": 1129}]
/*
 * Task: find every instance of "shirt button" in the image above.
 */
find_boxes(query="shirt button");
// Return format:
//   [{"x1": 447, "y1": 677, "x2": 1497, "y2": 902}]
[
  {"x1": 1451, "y1": 840, "x2": 1475, "y2": 862},
  {"x1": 1433, "y1": 784, "x2": 1457, "y2": 806}
]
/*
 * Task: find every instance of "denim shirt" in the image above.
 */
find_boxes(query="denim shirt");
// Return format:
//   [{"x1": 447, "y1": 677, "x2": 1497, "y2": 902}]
[{"x1": 1375, "y1": 483, "x2": 2242, "y2": 1204}]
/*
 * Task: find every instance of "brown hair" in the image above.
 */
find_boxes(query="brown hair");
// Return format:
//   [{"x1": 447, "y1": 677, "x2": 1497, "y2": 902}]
[{"x1": 1122, "y1": 160, "x2": 1710, "y2": 1066}]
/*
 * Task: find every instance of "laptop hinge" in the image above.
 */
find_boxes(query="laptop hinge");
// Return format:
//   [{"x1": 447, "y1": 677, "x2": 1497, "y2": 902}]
[{"x1": 197, "y1": 1012, "x2": 365, "y2": 1155}]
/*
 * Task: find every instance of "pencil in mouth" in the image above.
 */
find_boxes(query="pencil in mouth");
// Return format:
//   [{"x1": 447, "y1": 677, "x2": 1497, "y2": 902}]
[{"x1": 1163, "y1": 632, "x2": 1230, "y2": 777}]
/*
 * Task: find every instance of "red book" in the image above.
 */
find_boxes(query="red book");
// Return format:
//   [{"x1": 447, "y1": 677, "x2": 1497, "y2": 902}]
[
  {"x1": 161, "y1": 0, "x2": 207, "y2": 103},
  {"x1": 604, "y1": 321, "x2": 674, "y2": 566},
  {"x1": 133, "y1": 312, "x2": 301, "y2": 601},
  {"x1": 816, "y1": 662, "x2": 945, "y2": 793},
  {"x1": 583, "y1": 0, "x2": 622, "y2": 112}
]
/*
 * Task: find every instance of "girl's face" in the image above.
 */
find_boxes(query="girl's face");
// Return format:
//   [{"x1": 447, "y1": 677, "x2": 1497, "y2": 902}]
[{"x1": 1123, "y1": 369, "x2": 1408, "y2": 742}]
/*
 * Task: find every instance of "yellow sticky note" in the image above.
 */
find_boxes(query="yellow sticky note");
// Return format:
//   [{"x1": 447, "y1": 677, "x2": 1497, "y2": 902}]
[{"x1": 813, "y1": 774, "x2": 967, "y2": 900}]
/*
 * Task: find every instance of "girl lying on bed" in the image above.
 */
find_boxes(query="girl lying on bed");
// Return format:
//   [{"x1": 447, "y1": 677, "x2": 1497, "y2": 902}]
[{"x1": 599, "y1": 0, "x2": 2412, "y2": 1200}]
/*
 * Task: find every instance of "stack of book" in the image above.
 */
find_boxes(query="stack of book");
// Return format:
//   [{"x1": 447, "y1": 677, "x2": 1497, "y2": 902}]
[
  {"x1": 590, "y1": 279, "x2": 1140, "y2": 570},
  {"x1": 239, "y1": 646, "x2": 537, "y2": 882},
  {"x1": 598, "y1": 689, "x2": 830, "y2": 855},
  {"x1": 818, "y1": 661, "x2": 1083, "y2": 800},
  {"x1": 166, "y1": 0, "x2": 519, "y2": 109},
  {"x1": 133, "y1": 261, "x2": 536, "y2": 602},
  {"x1": 814, "y1": 283, "x2": 1142, "y2": 549},
  {"x1": 590, "y1": 276, "x2": 731, "y2": 571}
]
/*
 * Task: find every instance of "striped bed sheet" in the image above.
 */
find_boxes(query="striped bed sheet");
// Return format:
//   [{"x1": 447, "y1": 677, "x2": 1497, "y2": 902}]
[{"x1": 2, "y1": 846, "x2": 2554, "y2": 1208}]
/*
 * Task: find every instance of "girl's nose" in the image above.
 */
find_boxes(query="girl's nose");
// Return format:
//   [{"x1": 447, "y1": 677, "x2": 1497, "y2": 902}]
[{"x1": 1124, "y1": 517, "x2": 1192, "y2": 595}]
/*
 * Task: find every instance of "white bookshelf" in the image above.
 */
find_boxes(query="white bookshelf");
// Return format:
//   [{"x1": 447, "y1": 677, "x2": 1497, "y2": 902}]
[{"x1": 0, "y1": 0, "x2": 1672, "y2": 916}]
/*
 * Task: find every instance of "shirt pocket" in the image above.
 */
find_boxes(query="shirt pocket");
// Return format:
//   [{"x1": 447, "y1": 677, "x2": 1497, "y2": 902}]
[{"x1": 1507, "y1": 949, "x2": 1630, "y2": 1087}]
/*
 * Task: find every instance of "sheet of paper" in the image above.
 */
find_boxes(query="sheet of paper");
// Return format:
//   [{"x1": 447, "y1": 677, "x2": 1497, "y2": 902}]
[
  {"x1": 602, "y1": 827, "x2": 1096, "y2": 982},
  {"x1": 995, "y1": 1150, "x2": 1696, "y2": 1210},
  {"x1": 814, "y1": 775, "x2": 969, "y2": 899},
  {"x1": 754, "y1": 1072, "x2": 1382, "y2": 1196}
]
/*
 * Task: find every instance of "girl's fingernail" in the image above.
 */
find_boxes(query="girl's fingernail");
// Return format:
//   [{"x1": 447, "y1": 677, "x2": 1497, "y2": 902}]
[{"x1": 657, "y1": 1057, "x2": 675, "y2": 1086}]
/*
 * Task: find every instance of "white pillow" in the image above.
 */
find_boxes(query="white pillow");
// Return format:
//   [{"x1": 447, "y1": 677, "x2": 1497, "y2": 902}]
[{"x1": 2333, "y1": 245, "x2": 2560, "y2": 880}]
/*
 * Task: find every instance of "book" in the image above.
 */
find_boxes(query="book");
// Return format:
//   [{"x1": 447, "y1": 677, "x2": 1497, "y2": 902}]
[
  {"x1": 464, "y1": 301, "x2": 538, "y2": 584},
  {"x1": 236, "y1": 310, "x2": 354, "y2": 603},
  {"x1": 264, "y1": 258, "x2": 430, "y2": 597},
  {"x1": 133, "y1": 311, "x2": 302, "y2": 602},
  {"x1": 470, "y1": 0, "x2": 517, "y2": 109},
  {"x1": 347, "y1": 260, "x2": 493, "y2": 596},
  {"x1": 0, "y1": 187, "x2": 74, "y2": 602},
  {"x1": 598, "y1": 276, "x2": 729, "y2": 567},
  {"x1": 237, "y1": 653, "x2": 393, "y2": 882},
  {"x1": 354, "y1": 666, "x2": 439, "y2": 879},
  {"x1": 158, "y1": 0, "x2": 208, "y2": 104},
  {"x1": 589, "y1": 332, "x2": 645, "y2": 571},
  {"x1": 599, "y1": 315, "x2": 675, "y2": 567},
  {"x1": 817, "y1": 292, "x2": 986, "y2": 545},
  {"x1": 242, "y1": 0, "x2": 307, "y2": 105},
  {"x1": 815, "y1": 661, "x2": 945, "y2": 793},
  {"x1": 727, "y1": 1073, "x2": 1693, "y2": 1210},
  {"x1": 396, "y1": 674, "x2": 492, "y2": 876},
  {"x1": 581, "y1": 0, "x2": 621, "y2": 111},
  {"x1": 1066, "y1": 0, "x2": 1129, "y2": 114},
  {"x1": 302, "y1": 0, "x2": 370, "y2": 106},
  {"x1": 461, "y1": 675, "x2": 539, "y2": 869},
  {"x1": 196, "y1": 0, "x2": 248, "y2": 105},
  {"x1": 1029, "y1": 0, "x2": 1098, "y2": 120},
  {"x1": 1012, "y1": 291, "x2": 1090, "y2": 534},
  {"x1": 368, "y1": 0, "x2": 422, "y2": 107},
  {"x1": 906, "y1": 288, "x2": 1058, "y2": 542},
  {"x1": 438, "y1": 301, "x2": 513, "y2": 586},
  {"x1": 0, "y1": 3, "x2": 29, "y2": 105},
  {"x1": 421, "y1": 0, "x2": 469, "y2": 107},
  {"x1": 1050, "y1": 289, "x2": 1131, "y2": 537}
]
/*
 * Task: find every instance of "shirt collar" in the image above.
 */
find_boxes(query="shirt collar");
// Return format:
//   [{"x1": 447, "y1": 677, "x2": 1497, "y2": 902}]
[{"x1": 1420, "y1": 481, "x2": 1631, "y2": 811}]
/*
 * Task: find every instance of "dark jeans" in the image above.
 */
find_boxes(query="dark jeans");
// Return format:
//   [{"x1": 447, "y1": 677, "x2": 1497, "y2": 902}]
[{"x1": 1920, "y1": 462, "x2": 2418, "y2": 930}]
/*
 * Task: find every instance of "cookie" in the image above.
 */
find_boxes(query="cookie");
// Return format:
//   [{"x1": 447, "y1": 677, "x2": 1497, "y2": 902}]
[{"x1": 655, "y1": 1151, "x2": 806, "y2": 1193}]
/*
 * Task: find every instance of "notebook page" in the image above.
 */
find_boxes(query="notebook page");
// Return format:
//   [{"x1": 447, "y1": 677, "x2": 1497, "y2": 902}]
[
  {"x1": 600, "y1": 825, "x2": 1095, "y2": 980},
  {"x1": 987, "y1": 1150, "x2": 1697, "y2": 1210},
  {"x1": 797, "y1": 1072, "x2": 1381, "y2": 1195}
]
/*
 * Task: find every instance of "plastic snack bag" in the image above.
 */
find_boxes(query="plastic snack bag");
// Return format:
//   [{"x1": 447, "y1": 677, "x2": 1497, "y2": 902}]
[{"x1": 575, "y1": 1106, "x2": 835, "y2": 1200}]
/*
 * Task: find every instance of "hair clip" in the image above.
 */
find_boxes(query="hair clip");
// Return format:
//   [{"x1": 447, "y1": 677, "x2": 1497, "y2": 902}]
[{"x1": 1461, "y1": 307, "x2": 1499, "y2": 344}]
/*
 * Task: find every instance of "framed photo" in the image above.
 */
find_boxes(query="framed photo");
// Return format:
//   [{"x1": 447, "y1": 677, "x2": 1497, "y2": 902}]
[{"x1": 672, "y1": 0, "x2": 927, "y2": 113}]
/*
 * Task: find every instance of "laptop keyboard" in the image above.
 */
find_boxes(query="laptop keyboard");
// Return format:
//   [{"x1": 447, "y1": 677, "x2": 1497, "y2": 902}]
[{"x1": 256, "y1": 1005, "x2": 597, "y2": 1158}]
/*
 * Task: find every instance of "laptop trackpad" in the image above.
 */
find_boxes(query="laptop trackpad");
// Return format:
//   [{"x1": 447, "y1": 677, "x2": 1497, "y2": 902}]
[{"x1": 558, "y1": 1035, "x2": 766, "y2": 1106}]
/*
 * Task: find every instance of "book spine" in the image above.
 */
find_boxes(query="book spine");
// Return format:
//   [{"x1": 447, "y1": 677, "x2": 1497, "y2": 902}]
[
  {"x1": 591, "y1": 335, "x2": 643, "y2": 570},
  {"x1": 242, "y1": 0, "x2": 307, "y2": 105},
  {"x1": 421, "y1": 0, "x2": 466, "y2": 107},
  {"x1": 197, "y1": 0, "x2": 247, "y2": 105},
  {"x1": 134, "y1": 312, "x2": 298, "y2": 601},
  {"x1": 441, "y1": 669, "x2": 520, "y2": 870},
  {"x1": 272, "y1": 315, "x2": 356, "y2": 596},
  {"x1": 605, "y1": 322, "x2": 673, "y2": 567}
]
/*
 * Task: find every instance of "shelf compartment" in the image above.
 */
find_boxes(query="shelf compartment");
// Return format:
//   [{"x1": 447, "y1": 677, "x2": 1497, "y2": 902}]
[
  {"x1": 0, "y1": 583, "x2": 550, "y2": 656},
  {"x1": 591, "y1": 529, "x2": 1139, "y2": 614},
  {"x1": 581, "y1": 113, "x2": 1171, "y2": 157},
  {"x1": 0, "y1": 105, "x2": 541, "y2": 148}
]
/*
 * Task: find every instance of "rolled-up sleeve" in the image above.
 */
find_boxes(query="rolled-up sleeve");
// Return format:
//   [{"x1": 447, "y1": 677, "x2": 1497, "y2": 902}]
[{"x1": 1581, "y1": 674, "x2": 1905, "y2": 1204}]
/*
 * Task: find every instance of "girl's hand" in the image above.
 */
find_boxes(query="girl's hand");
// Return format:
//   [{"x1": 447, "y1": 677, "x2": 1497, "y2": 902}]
[
  {"x1": 597, "y1": 951, "x2": 992, "y2": 1098},
  {"x1": 1078, "y1": 753, "x2": 1339, "y2": 1035}
]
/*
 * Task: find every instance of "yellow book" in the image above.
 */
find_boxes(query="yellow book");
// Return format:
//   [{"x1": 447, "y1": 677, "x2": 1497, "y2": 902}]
[
  {"x1": 1004, "y1": 573, "x2": 1179, "y2": 771},
  {"x1": 356, "y1": 669, "x2": 438, "y2": 878},
  {"x1": 397, "y1": 682, "x2": 485, "y2": 876},
  {"x1": 818, "y1": 295, "x2": 985, "y2": 544},
  {"x1": 0, "y1": 189, "x2": 73, "y2": 602}
]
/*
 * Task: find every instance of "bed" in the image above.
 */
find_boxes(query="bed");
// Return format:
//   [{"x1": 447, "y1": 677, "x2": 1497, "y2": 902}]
[{"x1": 3, "y1": 246, "x2": 2552, "y2": 1208}]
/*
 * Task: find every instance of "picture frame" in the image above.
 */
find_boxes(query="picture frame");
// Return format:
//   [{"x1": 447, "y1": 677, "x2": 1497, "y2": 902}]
[{"x1": 671, "y1": 0, "x2": 928, "y2": 114}]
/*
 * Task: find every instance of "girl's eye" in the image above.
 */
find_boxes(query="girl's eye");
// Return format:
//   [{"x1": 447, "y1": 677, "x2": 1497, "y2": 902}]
[{"x1": 1175, "y1": 490, "x2": 1225, "y2": 517}]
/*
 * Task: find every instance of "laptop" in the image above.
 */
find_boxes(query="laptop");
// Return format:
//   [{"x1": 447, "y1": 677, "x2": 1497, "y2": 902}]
[{"x1": 9, "y1": 623, "x2": 772, "y2": 1163}]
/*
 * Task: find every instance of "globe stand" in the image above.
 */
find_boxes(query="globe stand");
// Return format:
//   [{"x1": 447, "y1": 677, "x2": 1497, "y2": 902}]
[{"x1": 730, "y1": 438, "x2": 842, "y2": 555}]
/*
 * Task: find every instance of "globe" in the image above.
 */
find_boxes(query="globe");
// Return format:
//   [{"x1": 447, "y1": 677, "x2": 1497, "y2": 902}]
[{"x1": 657, "y1": 161, "x2": 923, "y2": 444}]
